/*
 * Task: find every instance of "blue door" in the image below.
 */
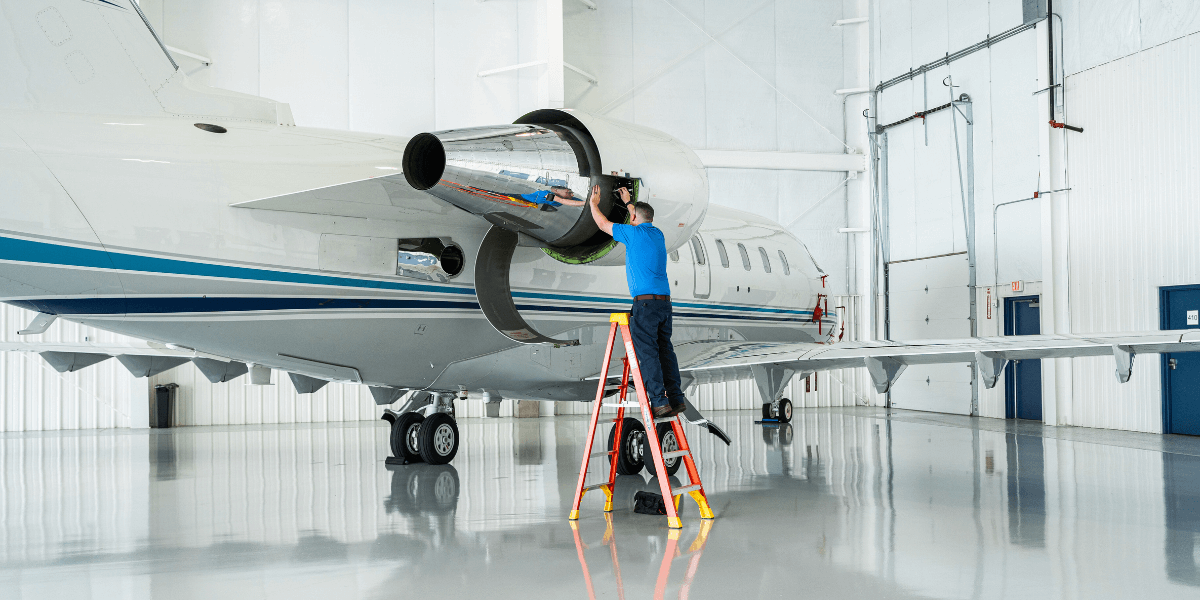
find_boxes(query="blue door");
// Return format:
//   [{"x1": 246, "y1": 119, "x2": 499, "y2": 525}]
[
  {"x1": 1161, "y1": 286, "x2": 1200, "y2": 435},
  {"x1": 1005, "y1": 296, "x2": 1042, "y2": 421}
]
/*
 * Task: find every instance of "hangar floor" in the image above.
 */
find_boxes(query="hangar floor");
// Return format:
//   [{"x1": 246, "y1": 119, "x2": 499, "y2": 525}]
[{"x1": 1, "y1": 407, "x2": 1199, "y2": 598}]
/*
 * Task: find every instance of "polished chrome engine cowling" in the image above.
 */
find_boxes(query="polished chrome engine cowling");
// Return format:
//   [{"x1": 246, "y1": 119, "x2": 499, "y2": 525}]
[
  {"x1": 402, "y1": 109, "x2": 708, "y2": 265},
  {"x1": 402, "y1": 124, "x2": 604, "y2": 251},
  {"x1": 402, "y1": 110, "x2": 709, "y2": 346}
]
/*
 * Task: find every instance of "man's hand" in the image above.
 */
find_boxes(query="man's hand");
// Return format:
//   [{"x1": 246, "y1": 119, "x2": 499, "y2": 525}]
[
  {"x1": 617, "y1": 187, "x2": 631, "y2": 205},
  {"x1": 589, "y1": 184, "x2": 614, "y2": 236}
]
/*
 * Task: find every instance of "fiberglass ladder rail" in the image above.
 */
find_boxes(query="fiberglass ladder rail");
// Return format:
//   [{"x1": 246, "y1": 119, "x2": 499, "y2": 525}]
[{"x1": 569, "y1": 312, "x2": 714, "y2": 529}]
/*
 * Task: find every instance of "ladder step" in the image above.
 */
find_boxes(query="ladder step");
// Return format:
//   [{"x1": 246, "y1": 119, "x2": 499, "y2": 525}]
[
  {"x1": 591, "y1": 450, "x2": 614, "y2": 458},
  {"x1": 671, "y1": 484, "x2": 702, "y2": 497},
  {"x1": 662, "y1": 450, "x2": 689, "y2": 459},
  {"x1": 653, "y1": 416, "x2": 678, "y2": 424},
  {"x1": 582, "y1": 483, "x2": 608, "y2": 492},
  {"x1": 603, "y1": 402, "x2": 640, "y2": 409}
]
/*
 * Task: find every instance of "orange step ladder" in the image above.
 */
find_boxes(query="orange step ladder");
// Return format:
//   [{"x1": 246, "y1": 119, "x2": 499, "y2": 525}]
[{"x1": 569, "y1": 312, "x2": 714, "y2": 529}]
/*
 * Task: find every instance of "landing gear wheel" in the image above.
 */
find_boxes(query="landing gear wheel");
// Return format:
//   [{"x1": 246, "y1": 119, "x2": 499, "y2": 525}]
[
  {"x1": 776, "y1": 398, "x2": 793, "y2": 423},
  {"x1": 418, "y1": 412, "x2": 459, "y2": 465},
  {"x1": 762, "y1": 403, "x2": 773, "y2": 420},
  {"x1": 645, "y1": 423, "x2": 683, "y2": 477},
  {"x1": 390, "y1": 412, "x2": 425, "y2": 463},
  {"x1": 606, "y1": 417, "x2": 646, "y2": 475}
]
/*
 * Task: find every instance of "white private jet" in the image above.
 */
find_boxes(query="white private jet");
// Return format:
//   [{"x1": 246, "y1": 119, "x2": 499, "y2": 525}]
[{"x1": 2, "y1": 0, "x2": 1198, "y2": 472}]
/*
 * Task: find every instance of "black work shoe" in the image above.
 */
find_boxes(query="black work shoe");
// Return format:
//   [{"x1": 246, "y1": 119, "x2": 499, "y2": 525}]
[
  {"x1": 668, "y1": 399, "x2": 687, "y2": 416},
  {"x1": 652, "y1": 405, "x2": 675, "y2": 419}
]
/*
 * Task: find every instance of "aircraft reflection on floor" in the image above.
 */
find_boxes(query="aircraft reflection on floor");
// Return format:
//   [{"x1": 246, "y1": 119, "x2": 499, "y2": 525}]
[{"x1": 2, "y1": 410, "x2": 1200, "y2": 597}]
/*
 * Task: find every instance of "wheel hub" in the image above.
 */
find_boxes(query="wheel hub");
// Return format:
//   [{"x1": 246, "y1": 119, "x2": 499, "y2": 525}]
[
  {"x1": 406, "y1": 424, "x2": 422, "y2": 454},
  {"x1": 433, "y1": 423, "x2": 455, "y2": 456},
  {"x1": 661, "y1": 431, "x2": 679, "y2": 466},
  {"x1": 628, "y1": 430, "x2": 645, "y2": 462}
]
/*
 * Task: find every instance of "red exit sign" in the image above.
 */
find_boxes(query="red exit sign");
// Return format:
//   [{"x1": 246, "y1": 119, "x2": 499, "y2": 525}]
[{"x1": 1011, "y1": 281, "x2": 1023, "y2": 292}]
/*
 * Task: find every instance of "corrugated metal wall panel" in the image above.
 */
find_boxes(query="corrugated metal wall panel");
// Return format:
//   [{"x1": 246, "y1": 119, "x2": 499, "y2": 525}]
[
  {"x1": 148, "y1": 363, "x2": 382, "y2": 427},
  {"x1": 1062, "y1": 31, "x2": 1200, "y2": 433},
  {"x1": 0, "y1": 306, "x2": 142, "y2": 432}
]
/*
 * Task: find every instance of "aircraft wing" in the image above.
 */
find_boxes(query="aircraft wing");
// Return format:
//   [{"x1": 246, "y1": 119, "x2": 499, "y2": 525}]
[{"x1": 673, "y1": 330, "x2": 1200, "y2": 393}]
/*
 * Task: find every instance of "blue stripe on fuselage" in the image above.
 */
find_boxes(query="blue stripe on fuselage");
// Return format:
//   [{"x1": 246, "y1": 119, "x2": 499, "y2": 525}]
[
  {"x1": 0, "y1": 233, "x2": 816, "y2": 319},
  {"x1": 4, "y1": 296, "x2": 828, "y2": 325}
]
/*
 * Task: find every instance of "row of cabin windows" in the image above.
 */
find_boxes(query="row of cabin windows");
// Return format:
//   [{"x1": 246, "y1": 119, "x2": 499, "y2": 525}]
[
  {"x1": 714, "y1": 239, "x2": 790, "y2": 275},
  {"x1": 668, "y1": 237, "x2": 792, "y2": 276}
]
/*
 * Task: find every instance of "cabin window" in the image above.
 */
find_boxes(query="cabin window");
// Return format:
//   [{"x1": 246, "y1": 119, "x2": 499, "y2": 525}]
[
  {"x1": 778, "y1": 250, "x2": 791, "y2": 275},
  {"x1": 758, "y1": 247, "x2": 772, "y2": 273},
  {"x1": 669, "y1": 249, "x2": 680, "y2": 262},
  {"x1": 715, "y1": 239, "x2": 730, "y2": 268},
  {"x1": 690, "y1": 236, "x2": 707, "y2": 265},
  {"x1": 736, "y1": 243, "x2": 751, "y2": 271}
]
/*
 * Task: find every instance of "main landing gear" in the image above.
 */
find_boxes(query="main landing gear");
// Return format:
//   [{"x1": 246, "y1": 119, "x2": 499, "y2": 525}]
[
  {"x1": 760, "y1": 398, "x2": 793, "y2": 423},
  {"x1": 606, "y1": 417, "x2": 683, "y2": 477},
  {"x1": 382, "y1": 392, "x2": 460, "y2": 465}
]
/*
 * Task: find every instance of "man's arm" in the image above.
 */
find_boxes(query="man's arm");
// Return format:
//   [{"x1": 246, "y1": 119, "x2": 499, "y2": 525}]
[
  {"x1": 589, "y1": 185, "x2": 614, "y2": 235},
  {"x1": 550, "y1": 188, "x2": 586, "y2": 207}
]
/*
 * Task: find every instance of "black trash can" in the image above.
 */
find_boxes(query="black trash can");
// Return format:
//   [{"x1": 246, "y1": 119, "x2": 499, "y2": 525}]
[{"x1": 151, "y1": 383, "x2": 178, "y2": 428}]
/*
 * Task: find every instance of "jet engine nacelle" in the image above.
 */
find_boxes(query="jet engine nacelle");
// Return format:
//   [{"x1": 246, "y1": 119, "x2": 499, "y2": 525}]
[
  {"x1": 402, "y1": 110, "x2": 709, "y2": 346},
  {"x1": 401, "y1": 109, "x2": 708, "y2": 266}
]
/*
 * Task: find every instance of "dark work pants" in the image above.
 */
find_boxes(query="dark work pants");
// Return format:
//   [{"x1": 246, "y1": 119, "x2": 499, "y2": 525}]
[{"x1": 629, "y1": 299, "x2": 684, "y2": 408}]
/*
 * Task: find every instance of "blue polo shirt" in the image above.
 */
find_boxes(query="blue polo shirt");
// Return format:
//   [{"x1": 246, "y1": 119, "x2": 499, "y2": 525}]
[{"x1": 611, "y1": 223, "x2": 670, "y2": 297}]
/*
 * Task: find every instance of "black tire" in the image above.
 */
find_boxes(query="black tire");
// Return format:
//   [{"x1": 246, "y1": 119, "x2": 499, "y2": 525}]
[
  {"x1": 606, "y1": 417, "x2": 646, "y2": 475},
  {"x1": 762, "y1": 403, "x2": 773, "y2": 420},
  {"x1": 418, "y1": 412, "x2": 459, "y2": 465},
  {"x1": 645, "y1": 423, "x2": 683, "y2": 477},
  {"x1": 390, "y1": 412, "x2": 425, "y2": 463},
  {"x1": 776, "y1": 398, "x2": 793, "y2": 423}
]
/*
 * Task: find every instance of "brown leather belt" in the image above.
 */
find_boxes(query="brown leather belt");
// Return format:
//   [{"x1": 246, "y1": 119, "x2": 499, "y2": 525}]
[{"x1": 633, "y1": 294, "x2": 671, "y2": 301}]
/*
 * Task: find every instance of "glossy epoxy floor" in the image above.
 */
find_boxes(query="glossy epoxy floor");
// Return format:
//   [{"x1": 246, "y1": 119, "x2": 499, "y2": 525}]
[{"x1": 2, "y1": 409, "x2": 1200, "y2": 599}]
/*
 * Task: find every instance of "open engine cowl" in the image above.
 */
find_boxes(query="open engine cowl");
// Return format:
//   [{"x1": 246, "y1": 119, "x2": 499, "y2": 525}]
[
  {"x1": 402, "y1": 109, "x2": 709, "y2": 266},
  {"x1": 402, "y1": 110, "x2": 709, "y2": 346}
]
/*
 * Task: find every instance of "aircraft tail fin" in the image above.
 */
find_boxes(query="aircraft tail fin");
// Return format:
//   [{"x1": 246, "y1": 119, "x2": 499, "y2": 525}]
[{"x1": 0, "y1": 0, "x2": 290, "y2": 124}]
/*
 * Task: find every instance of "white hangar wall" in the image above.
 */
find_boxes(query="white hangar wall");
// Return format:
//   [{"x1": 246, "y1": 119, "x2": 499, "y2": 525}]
[
  {"x1": 564, "y1": 0, "x2": 872, "y2": 300},
  {"x1": 873, "y1": 0, "x2": 1200, "y2": 432},
  {"x1": 135, "y1": 0, "x2": 558, "y2": 133},
  {"x1": 871, "y1": 0, "x2": 1042, "y2": 418},
  {"x1": 1059, "y1": 27, "x2": 1200, "y2": 432}
]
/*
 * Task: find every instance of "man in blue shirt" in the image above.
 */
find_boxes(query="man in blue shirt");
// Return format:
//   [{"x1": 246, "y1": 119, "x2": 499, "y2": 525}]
[{"x1": 589, "y1": 185, "x2": 686, "y2": 418}]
